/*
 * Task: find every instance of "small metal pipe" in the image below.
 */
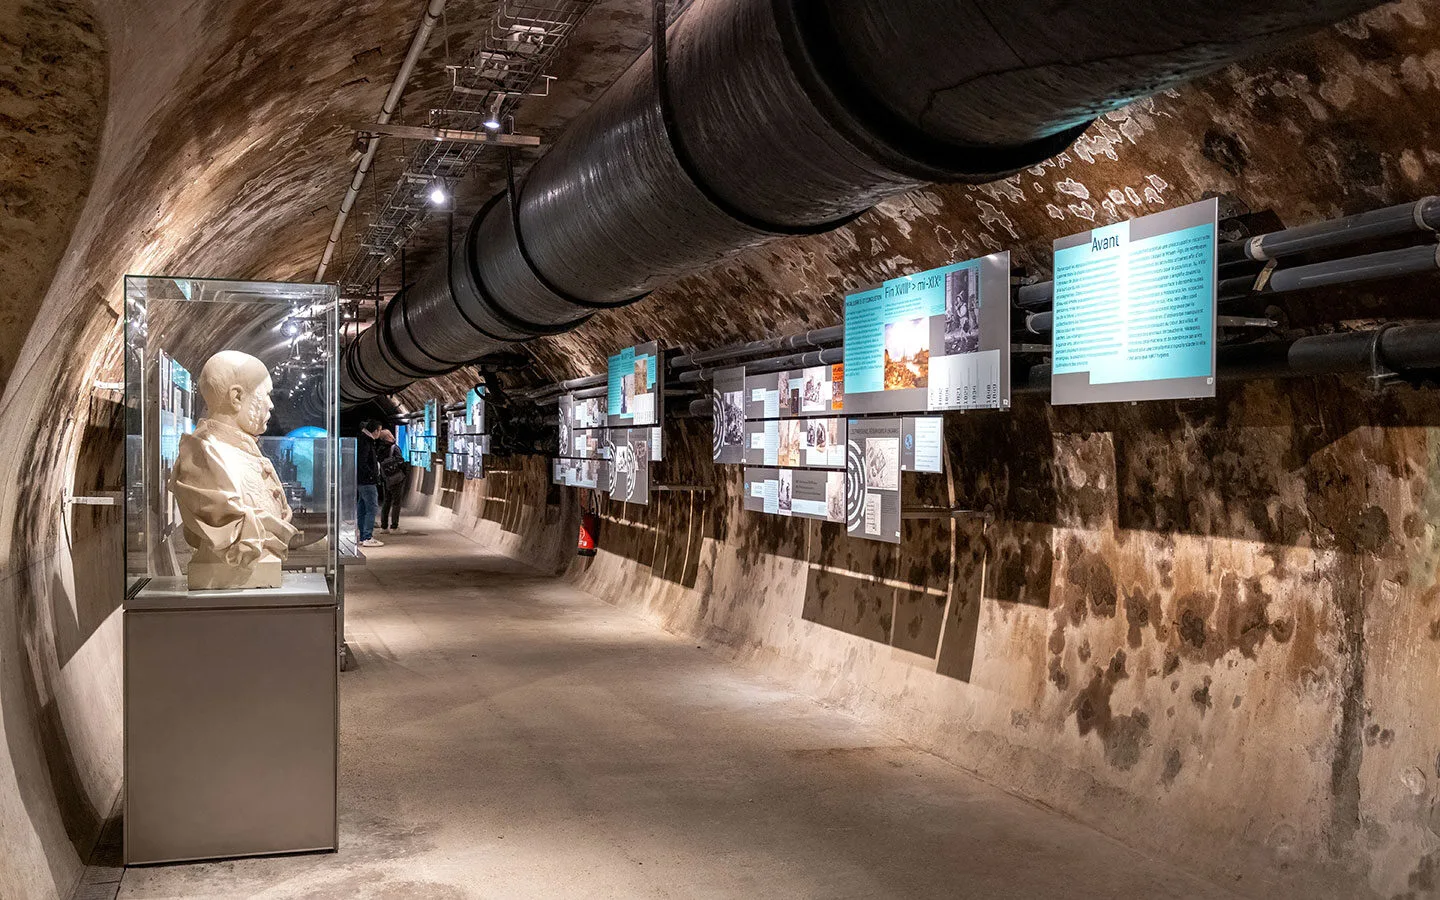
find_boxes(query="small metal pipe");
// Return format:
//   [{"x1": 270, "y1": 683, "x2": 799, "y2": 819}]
[
  {"x1": 1243, "y1": 196, "x2": 1440, "y2": 262},
  {"x1": 1266, "y1": 243, "x2": 1440, "y2": 293},
  {"x1": 680, "y1": 347, "x2": 844, "y2": 383},
  {"x1": 317, "y1": 0, "x2": 448, "y2": 281},
  {"x1": 901, "y1": 506, "x2": 994, "y2": 521},
  {"x1": 669, "y1": 325, "x2": 844, "y2": 370},
  {"x1": 521, "y1": 372, "x2": 609, "y2": 400}
]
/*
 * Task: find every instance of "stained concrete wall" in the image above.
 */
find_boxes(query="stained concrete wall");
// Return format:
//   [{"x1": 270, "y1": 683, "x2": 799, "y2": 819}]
[{"x1": 435, "y1": 5, "x2": 1440, "y2": 896}]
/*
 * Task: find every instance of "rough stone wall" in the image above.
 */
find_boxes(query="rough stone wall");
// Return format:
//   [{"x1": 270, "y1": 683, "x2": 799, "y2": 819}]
[
  {"x1": 0, "y1": 0, "x2": 106, "y2": 393},
  {"x1": 436, "y1": 4, "x2": 1440, "y2": 896}
]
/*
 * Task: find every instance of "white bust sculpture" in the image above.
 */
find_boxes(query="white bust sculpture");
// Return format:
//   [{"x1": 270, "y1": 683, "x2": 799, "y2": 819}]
[{"x1": 168, "y1": 350, "x2": 298, "y2": 590}]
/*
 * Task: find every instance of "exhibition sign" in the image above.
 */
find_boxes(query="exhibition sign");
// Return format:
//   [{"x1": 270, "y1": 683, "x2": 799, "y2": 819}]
[
  {"x1": 712, "y1": 366, "x2": 746, "y2": 464},
  {"x1": 743, "y1": 467, "x2": 846, "y2": 522},
  {"x1": 554, "y1": 390, "x2": 655, "y2": 504},
  {"x1": 900, "y1": 416, "x2": 945, "y2": 473},
  {"x1": 845, "y1": 418, "x2": 904, "y2": 543},
  {"x1": 607, "y1": 427, "x2": 654, "y2": 505},
  {"x1": 607, "y1": 341, "x2": 662, "y2": 427},
  {"x1": 743, "y1": 365, "x2": 844, "y2": 419},
  {"x1": 464, "y1": 386, "x2": 486, "y2": 434},
  {"x1": 1051, "y1": 197, "x2": 1218, "y2": 405},
  {"x1": 742, "y1": 416, "x2": 846, "y2": 469},
  {"x1": 843, "y1": 252, "x2": 1011, "y2": 415}
]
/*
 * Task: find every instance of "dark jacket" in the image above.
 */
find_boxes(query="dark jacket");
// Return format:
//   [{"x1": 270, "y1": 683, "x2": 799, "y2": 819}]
[{"x1": 357, "y1": 432, "x2": 381, "y2": 486}]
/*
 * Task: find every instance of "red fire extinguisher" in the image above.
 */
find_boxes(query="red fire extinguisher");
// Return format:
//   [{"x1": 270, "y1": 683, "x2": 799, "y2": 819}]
[{"x1": 578, "y1": 510, "x2": 598, "y2": 556}]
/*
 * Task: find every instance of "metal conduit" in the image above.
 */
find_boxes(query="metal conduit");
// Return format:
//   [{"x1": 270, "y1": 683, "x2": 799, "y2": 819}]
[
  {"x1": 669, "y1": 325, "x2": 845, "y2": 370},
  {"x1": 341, "y1": 0, "x2": 1382, "y2": 404}
]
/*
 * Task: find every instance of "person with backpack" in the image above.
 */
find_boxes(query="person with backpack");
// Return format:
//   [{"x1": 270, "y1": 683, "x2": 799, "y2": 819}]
[{"x1": 376, "y1": 428, "x2": 409, "y2": 535}]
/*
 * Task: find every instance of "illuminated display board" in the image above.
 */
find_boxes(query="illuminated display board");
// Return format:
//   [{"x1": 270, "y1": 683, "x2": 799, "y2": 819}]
[
  {"x1": 463, "y1": 386, "x2": 486, "y2": 434},
  {"x1": 607, "y1": 341, "x2": 662, "y2": 427},
  {"x1": 843, "y1": 252, "x2": 1011, "y2": 415},
  {"x1": 1051, "y1": 198, "x2": 1218, "y2": 405}
]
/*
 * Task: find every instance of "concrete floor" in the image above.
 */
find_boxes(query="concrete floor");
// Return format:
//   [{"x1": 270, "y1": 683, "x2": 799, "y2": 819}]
[{"x1": 117, "y1": 521, "x2": 1242, "y2": 899}]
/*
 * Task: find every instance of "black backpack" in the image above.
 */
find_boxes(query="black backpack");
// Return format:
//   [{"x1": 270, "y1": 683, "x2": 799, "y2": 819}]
[{"x1": 380, "y1": 445, "x2": 407, "y2": 480}]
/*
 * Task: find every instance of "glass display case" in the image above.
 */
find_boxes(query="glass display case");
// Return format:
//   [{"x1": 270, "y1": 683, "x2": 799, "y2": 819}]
[
  {"x1": 124, "y1": 276, "x2": 340, "y2": 590},
  {"x1": 338, "y1": 438, "x2": 357, "y2": 558}
]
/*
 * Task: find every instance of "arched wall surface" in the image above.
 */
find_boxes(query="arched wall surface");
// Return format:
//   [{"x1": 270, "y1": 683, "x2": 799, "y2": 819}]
[
  {"x1": 431, "y1": 4, "x2": 1440, "y2": 897},
  {"x1": 0, "y1": 0, "x2": 504, "y2": 895}
]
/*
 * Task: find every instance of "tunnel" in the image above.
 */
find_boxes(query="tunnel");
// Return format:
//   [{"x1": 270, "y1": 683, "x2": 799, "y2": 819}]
[{"x1": 6, "y1": 0, "x2": 1440, "y2": 897}]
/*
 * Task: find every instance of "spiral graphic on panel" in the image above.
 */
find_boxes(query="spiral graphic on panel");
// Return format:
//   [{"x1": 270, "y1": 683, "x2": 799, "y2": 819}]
[
  {"x1": 613, "y1": 443, "x2": 639, "y2": 503},
  {"x1": 711, "y1": 387, "x2": 724, "y2": 459},
  {"x1": 844, "y1": 438, "x2": 866, "y2": 531}
]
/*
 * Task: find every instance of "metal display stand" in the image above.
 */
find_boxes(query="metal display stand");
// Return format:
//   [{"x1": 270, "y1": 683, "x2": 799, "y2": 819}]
[{"x1": 123, "y1": 574, "x2": 338, "y2": 865}]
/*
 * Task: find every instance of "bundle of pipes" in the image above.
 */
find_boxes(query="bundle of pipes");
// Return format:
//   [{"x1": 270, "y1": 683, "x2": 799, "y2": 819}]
[{"x1": 340, "y1": 0, "x2": 1384, "y2": 405}]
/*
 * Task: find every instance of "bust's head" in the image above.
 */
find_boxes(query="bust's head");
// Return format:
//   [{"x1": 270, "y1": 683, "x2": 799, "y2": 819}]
[{"x1": 197, "y1": 350, "x2": 274, "y2": 435}]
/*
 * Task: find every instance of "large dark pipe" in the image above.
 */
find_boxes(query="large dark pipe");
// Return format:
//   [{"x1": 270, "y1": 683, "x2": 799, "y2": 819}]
[{"x1": 341, "y1": 0, "x2": 1382, "y2": 404}]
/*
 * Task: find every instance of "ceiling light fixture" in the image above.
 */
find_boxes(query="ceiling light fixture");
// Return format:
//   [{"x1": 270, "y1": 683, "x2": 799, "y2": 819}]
[{"x1": 429, "y1": 183, "x2": 448, "y2": 206}]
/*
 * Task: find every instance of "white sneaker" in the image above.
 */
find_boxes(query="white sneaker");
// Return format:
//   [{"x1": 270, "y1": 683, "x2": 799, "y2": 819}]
[
  {"x1": 361, "y1": 538, "x2": 385, "y2": 547},
  {"x1": 377, "y1": 527, "x2": 389, "y2": 534},
  {"x1": 388, "y1": 527, "x2": 405, "y2": 535}
]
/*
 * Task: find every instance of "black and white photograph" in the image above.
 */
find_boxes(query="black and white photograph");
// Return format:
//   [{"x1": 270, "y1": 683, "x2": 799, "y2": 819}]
[
  {"x1": 719, "y1": 391, "x2": 744, "y2": 446},
  {"x1": 943, "y1": 264, "x2": 982, "y2": 356},
  {"x1": 806, "y1": 418, "x2": 828, "y2": 453},
  {"x1": 864, "y1": 437, "x2": 899, "y2": 491},
  {"x1": 826, "y1": 471, "x2": 845, "y2": 522},
  {"x1": 778, "y1": 469, "x2": 793, "y2": 514}
]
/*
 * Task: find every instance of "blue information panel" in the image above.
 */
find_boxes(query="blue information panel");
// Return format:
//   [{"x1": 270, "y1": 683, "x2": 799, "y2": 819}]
[
  {"x1": 843, "y1": 252, "x2": 1011, "y2": 414},
  {"x1": 1051, "y1": 198, "x2": 1218, "y2": 405},
  {"x1": 607, "y1": 341, "x2": 662, "y2": 427}
]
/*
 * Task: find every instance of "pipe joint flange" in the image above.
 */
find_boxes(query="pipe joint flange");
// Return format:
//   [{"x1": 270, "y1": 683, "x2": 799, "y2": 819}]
[
  {"x1": 652, "y1": 0, "x2": 863, "y2": 238},
  {"x1": 1368, "y1": 321, "x2": 1401, "y2": 391},
  {"x1": 1415, "y1": 196, "x2": 1439, "y2": 232},
  {"x1": 775, "y1": 0, "x2": 1094, "y2": 185},
  {"x1": 472, "y1": 191, "x2": 611, "y2": 329},
  {"x1": 380, "y1": 297, "x2": 446, "y2": 379}
]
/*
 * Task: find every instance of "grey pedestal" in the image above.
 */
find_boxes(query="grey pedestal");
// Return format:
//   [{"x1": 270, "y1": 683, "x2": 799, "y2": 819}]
[{"x1": 124, "y1": 573, "x2": 338, "y2": 865}]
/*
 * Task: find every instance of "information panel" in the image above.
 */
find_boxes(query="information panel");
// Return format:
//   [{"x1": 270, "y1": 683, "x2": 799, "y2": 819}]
[
  {"x1": 553, "y1": 458, "x2": 606, "y2": 489},
  {"x1": 900, "y1": 416, "x2": 944, "y2": 474},
  {"x1": 843, "y1": 252, "x2": 1011, "y2": 414},
  {"x1": 743, "y1": 365, "x2": 845, "y2": 420},
  {"x1": 742, "y1": 417, "x2": 845, "y2": 469},
  {"x1": 845, "y1": 418, "x2": 904, "y2": 543},
  {"x1": 1051, "y1": 198, "x2": 1218, "y2": 405},
  {"x1": 743, "y1": 467, "x2": 846, "y2": 522},
  {"x1": 712, "y1": 366, "x2": 746, "y2": 464},
  {"x1": 464, "y1": 386, "x2": 486, "y2": 434},
  {"x1": 607, "y1": 342, "x2": 662, "y2": 427},
  {"x1": 608, "y1": 427, "x2": 653, "y2": 505}
]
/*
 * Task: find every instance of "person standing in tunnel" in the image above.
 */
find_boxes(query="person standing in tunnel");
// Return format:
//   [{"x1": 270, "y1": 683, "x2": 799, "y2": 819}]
[
  {"x1": 376, "y1": 427, "x2": 408, "y2": 535},
  {"x1": 357, "y1": 420, "x2": 383, "y2": 548}
]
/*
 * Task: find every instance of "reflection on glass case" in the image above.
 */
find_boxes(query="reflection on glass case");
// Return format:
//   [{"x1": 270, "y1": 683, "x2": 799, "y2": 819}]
[{"x1": 124, "y1": 276, "x2": 339, "y2": 591}]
